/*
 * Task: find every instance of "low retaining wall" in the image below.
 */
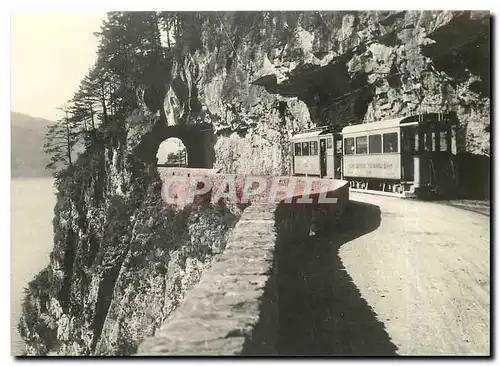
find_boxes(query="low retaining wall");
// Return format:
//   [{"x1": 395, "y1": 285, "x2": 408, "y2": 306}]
[
  {"x1": 136, "y1": 172, "x2": 348, "y2": 355},
  {"x1": 158, "y1": 169, "x2": 346, "y2": 208},
  {"x1": 158, "y1": 167, "x2": 221, "y2": 177}
]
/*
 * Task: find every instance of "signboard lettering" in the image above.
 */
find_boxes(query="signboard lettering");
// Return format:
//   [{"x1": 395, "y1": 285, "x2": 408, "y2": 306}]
[{"x1": 347, "y1": 162, "x2": 393, "y2": 170}]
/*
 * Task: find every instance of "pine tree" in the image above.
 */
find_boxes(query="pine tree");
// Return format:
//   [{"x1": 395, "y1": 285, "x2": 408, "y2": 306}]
[
  {"x1": 44, "y1": 11, "x2": 172, "y2": 171},
  {"x1": 94, "y1": 12, "x2": 167, "y2": 113},
  {"x1": 43, "y1": 107, "x2": 76, "y2": 170},
  {"x1": 70, "y1": 67, "x2": 112, "y2": 133}
]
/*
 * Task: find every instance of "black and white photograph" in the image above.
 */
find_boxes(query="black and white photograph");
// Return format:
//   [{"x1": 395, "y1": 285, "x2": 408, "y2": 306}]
[{"x1": 8, "y1": 9, "x2": 491, "y2": 357}]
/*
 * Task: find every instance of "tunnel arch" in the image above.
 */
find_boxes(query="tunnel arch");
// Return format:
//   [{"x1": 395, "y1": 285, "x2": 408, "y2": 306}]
[{"x1": 138, "y1": 122, "x2": 215, "y2": 169}]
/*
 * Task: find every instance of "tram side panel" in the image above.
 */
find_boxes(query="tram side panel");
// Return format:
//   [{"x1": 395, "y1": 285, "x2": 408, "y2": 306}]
[
  {"x1": 341, "y1": 126, "x2": 402, "y2": 184},
  {"x1": 293, "y1": 155, "x2": 321, "y2": 176},
  {"x1": 342, "y1": 154, "x2": 402, "y2": 181}
]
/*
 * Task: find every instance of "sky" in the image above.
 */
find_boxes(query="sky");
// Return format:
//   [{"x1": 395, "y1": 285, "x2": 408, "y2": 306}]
[
  {"x1": 157, "y1": 138, "x2": 187, "y2": 163},
  {"x1": 10, "y1": 11, "x2": 185, "y2": 158},
  {"x1": 11, "y1": 12, "x2": 106, "y2": 121}
]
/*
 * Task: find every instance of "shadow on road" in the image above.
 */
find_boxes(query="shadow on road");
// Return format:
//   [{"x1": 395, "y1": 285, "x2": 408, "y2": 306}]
[
  {"x1": 455, "y1": 152, "x2": 490, "y2": 200},
  {"x1": 275, "y1": 200, "x2": 398, "y2": 356},
  {"x1": 434, "y1": 200, "x2": 490, "y2": 217}
]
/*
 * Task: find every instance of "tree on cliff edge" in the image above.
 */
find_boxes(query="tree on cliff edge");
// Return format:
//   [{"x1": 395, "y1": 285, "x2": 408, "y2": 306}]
[
  {"x1": 67, "y1": 66, "x2": 120, "y2": 147},
  {"x1": 44, "y1": 12, "x2": 172, "y2": 172},
  {"x1": 95, "y1": 11, "x2": 166, "y2": 114},
  {"x1": 43, "y1": 107, "x2": 76, "y2": 170}
]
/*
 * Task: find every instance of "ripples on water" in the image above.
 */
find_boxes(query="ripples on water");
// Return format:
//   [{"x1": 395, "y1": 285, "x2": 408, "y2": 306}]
[{"x1": 11, "y1": 178, "x2": 56, "y2": 355}]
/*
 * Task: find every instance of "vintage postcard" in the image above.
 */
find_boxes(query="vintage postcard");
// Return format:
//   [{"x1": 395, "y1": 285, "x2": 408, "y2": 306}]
[{"x1": 10, "y1": 10, "x2": 490, "y2": 357}]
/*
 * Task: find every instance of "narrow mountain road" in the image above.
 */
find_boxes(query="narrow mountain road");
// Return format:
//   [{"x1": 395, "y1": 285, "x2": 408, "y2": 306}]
[
  {"x1": 338, "y1": 192, "x2": 490, "y2": 355},
  {"x1": 276, "y1": 191, "x2": 490, "y2": 356}
]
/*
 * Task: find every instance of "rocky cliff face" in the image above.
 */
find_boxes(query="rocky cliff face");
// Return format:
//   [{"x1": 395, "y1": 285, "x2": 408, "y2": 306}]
[
  {"x1": 154, "y1": 11, "x2": 489, "y2": 173},
  {"x1": 19, "y1": 11, "x2": 490, "y2": 356},
  {"x1": 18, "y1": 109, "x2": 243, "y2": 355}
]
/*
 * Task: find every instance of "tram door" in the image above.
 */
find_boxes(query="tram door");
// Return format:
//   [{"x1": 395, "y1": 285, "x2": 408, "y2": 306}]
[
  {"x1": 333, "y1": 134, "x2": 342, "y2": 179},
  {"x1": 320, "y1": 138, "x2": 327, "y2": 177},
  {"x1": 401, "y1": 127, "x2": 417, "y2": 181}
]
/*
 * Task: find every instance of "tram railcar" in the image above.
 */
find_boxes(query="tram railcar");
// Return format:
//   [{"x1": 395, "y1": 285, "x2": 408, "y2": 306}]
[
  {"x1": 290, "y1": 112, "x2": 459, "y2": 197},
  {"x1": 290, "y1": 127, "x2": 343, "y2": 179}
]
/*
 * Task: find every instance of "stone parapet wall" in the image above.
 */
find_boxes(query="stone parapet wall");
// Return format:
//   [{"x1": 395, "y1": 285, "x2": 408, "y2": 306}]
[
  {"x1": 136, "y1": 204, "x2": 279, "y2": 355},
  {"x1": 136, "y1": 174, "x2": 348, "y2": 355}
]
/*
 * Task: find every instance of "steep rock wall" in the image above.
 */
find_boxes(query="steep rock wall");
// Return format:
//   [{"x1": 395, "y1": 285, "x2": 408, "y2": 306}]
[
  {"x1": 18, "y1": 107, "x2": 244, "y2": 356},
  {"x1": 155, "y1": 11, "x2": 489, "y2": 174}
]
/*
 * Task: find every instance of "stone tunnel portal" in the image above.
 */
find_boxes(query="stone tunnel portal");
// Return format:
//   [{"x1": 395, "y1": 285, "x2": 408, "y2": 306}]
[{"x1": 140, "y1": 122, "x2": 215, "y2": 169}]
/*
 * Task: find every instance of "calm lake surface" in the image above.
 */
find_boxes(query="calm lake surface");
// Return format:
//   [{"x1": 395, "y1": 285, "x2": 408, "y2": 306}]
[{"x1": 11, "y1": 177, "x2": 56, "y2": 355}]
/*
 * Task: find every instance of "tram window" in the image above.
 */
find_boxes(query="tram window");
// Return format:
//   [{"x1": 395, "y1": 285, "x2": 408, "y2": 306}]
[
  {"x1": 424, "y1": 132, "x2": 432, "y2": 152},
  {"x1": 415, "y1": 133, "x2": 420, "y2": 153},
  {"x1": 402, "y1": 131, "x2": 415, "y2": 153},
  {"x1": 440, "y1": 131, "x2": 449, "y2": 151},
  {"x1": 335, "y1": 139, "x2": 342, "y2": 154},
  {"x1": 356, "y1": 136, "x2": 368, "y2": 154},
  {"x1": 344, "y1": 138, "x2": 355, "y2": 155},
  {"x1": 383, "y1": 133, "x2": 398, "y2": 153},
  {"x1": 369, "y1": 135, "x2": 382, "y2": 153},
  {"x1": 294, "y1": 143, "x2": 302, "y2": 156},
  {"x1": 302, "y1": 142, "x2": 310, "y2": 156},
  {"x1": 427, "y1": 132, "x2": 435, "y2": 151},
  {"x1": 310, "y1": 141, "x2": 318, "y2": 155},
  {"x1": 327, "y1": 138, "x2": 333, "y2": 149}
]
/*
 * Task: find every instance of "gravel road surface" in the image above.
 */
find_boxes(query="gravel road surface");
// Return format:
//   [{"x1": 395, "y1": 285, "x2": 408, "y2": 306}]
[
  {"x1": 277, "y1": 192, "x2": 490, "y2": 356},
  {"x1": 338, "y1": 193, "x2": 490, "y2": 355}
]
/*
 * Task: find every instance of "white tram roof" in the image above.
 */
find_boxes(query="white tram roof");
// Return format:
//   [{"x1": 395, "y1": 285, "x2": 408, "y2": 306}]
[
  {"x1": 342, "y1": 116, "x2": 415, "y2": 135},
  {"x1": 290, "y1": 129, "x2": 332, "y2": 141}
]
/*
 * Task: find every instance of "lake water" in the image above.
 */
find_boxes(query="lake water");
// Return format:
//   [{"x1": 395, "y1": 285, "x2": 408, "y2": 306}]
[{"x1": 11, "y1": 177, "x2": 56, "y2": 355}]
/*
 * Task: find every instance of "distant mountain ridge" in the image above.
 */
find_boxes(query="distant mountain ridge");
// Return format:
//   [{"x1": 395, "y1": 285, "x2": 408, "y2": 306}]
[{"x1": 11, "y1": 112, "x2": 53, "y2": 178}]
